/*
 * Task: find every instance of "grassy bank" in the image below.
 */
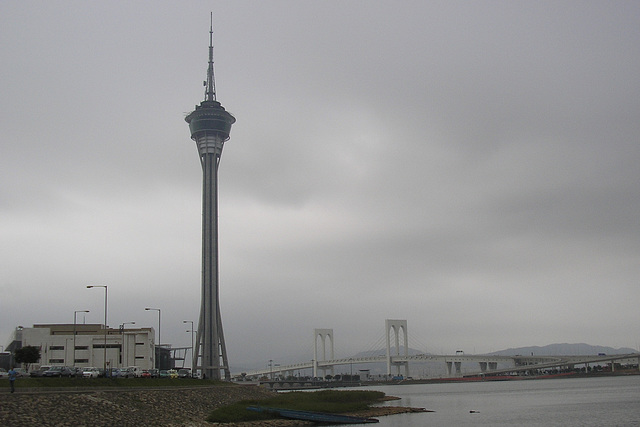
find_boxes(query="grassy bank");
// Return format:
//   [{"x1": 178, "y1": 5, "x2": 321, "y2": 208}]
[
  {"x1": 207, "y1": 389, "x2": 386, "y2": 423},
  {"x1": 8, "y1": 377, "x2": 225, "y2": 388}
]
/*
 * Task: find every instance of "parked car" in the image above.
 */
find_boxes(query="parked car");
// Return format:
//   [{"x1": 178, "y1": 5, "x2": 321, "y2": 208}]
[
  {"x1": 159, "y1": 369, "x2": 170, "y2": 378},
  {"x1": 121, "y1": 367, "x2": 136, "y2": 378},
  {"x1": 30, "y1": 366, "x2": 51, "y2": 377},
  {"x1": 14, "y1": 368, "x2": 29, "y2": 378},
  {"x1": 140, "y1": 370, "x2": 151, "y2": 378},
  {"x1": 82, "y1": 367, "x2": 100, "y2": 378},
  {"x1": 148, "y1": 369, "x2": 159, "y2": 378},
  {"x1": 167, "y1": 369, "x2": 179, "y2": 379},
  {"x1": 0, "y1": 368, "x2": 8, "y2": 378},
  {"x1": 177, "y1": 369, "x2": 191, "y2": 379},
  {"x1": 43, "y1": 366, "x2": 75, "y2": 377},
  {"x1": 109, "y1": 368, "x2": 123, "y2": 378},
  {"x1": 125, "y1": 366, "x2": 143, "y2": 377}
]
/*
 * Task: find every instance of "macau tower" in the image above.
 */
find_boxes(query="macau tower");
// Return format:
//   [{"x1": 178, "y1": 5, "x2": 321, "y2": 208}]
[{"x1": 185, "y1": 17, "x2": 235, "y2": 380}]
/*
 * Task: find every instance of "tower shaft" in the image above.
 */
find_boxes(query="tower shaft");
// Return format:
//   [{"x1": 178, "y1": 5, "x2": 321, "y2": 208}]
[{"x1": 195, "y1": 134, "x2": 230, "y2": 380}]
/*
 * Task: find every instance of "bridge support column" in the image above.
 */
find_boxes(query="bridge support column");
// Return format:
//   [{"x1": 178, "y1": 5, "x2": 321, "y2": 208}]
[
  {"x1": 385, "y1": 319, "x2": 409, "y2": 377},
  {"x1": 479, "y1": 362, "x2": 487, "y2": 372},
  {"x1": 313, "y1": 329, "x2": 334, "y2": 378}
]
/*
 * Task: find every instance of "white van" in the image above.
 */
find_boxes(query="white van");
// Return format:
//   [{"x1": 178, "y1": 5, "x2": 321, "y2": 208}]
[{"x1": 126, "y1": 366, "x2": 143, "y2": 377}]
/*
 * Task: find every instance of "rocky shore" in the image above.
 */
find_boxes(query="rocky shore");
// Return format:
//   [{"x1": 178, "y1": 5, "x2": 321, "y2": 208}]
[
  {"x1": 1, "y1": 385, "x2": 273, "y2": 426},
  {"x1": 0, "y1": 385, "x2": 424, "y2": 426}
]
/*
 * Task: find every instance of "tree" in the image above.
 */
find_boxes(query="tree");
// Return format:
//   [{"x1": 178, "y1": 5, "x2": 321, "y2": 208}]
[{"x1": 14, "y1": 345, "x2": 41, "y2": 372}]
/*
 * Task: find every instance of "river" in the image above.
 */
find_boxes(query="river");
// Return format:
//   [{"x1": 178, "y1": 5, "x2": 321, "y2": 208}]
[{"x1": 357, "y1": 375, "x2": 640, "y2": 426}]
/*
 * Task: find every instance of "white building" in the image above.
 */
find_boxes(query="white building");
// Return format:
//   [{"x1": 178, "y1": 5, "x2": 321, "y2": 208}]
[{"x1": 8, "y1": 324, "x2": 155, "y2": 370}]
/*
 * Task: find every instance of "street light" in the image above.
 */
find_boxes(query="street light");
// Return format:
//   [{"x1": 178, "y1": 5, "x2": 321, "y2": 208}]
[
  {"x1": 145, "y1": 308, "x2": 162, "y2": 370},
  {"x1": 144, "y1": 308, "x2": 161, "y2": 346},
  {"x1": 119, "y1": 322, "x2": 135, "y2": 367},
  {"x1": 73, "y1": 310, "x2": 90, "y2": 367},
  {"x1": 119, "y1": 322, "x2": 136, "y2": 330},
  {"x1": 183, "y1": 320, "x2": 195, "y2": 372},
  {"x1": 87, "y1": 284, "x2": 108, "y2": 373}
]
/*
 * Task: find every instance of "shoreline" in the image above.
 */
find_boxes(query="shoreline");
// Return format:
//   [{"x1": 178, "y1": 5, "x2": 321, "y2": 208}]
[
  {"x1": 0, "y1": 385, "x2": 426, "y2": 426},
  {"x1": 367, "y1": 369, "x2": 640, "y2": 386}
]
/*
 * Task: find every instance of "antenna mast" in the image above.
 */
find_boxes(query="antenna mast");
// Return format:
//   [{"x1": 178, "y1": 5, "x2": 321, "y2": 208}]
[{"x1": 205, "y1": 12, "x2": 217, "y2": 101}]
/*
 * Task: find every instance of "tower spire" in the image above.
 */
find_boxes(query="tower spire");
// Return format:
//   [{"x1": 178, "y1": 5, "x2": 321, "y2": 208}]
[{"x1": 205, "y1": 12, "x2": 217, "y2": 102}]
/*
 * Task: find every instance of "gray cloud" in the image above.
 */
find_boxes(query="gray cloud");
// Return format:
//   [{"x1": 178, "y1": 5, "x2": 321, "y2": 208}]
[{"x1": 2, "y1": 1, "x2": 639, "y2": 368}]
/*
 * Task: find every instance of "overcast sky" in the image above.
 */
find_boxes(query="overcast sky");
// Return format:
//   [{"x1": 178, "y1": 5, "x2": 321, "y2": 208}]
[{"x1": 1, "y1": 1, "x2": 639, "y2": 369}]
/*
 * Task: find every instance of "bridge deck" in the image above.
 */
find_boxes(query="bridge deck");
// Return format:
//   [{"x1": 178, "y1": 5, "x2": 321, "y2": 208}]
[{"x1": 242, "y1": 353, "x2": 640, "y2": 378}]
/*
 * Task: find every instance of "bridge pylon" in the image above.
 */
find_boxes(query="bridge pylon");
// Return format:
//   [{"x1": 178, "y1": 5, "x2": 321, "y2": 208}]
[
  {"x1": 386, "y1": 319, "x2": 409, "y2": 377},
  {"x1": 313, "y1": 328, "x2": 334, "y2": 378}
]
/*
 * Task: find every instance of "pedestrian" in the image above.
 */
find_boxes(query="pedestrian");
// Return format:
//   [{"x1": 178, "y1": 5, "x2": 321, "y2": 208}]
[{"x1": 8, "y1": 366, "x2": 17, "y2": 393}]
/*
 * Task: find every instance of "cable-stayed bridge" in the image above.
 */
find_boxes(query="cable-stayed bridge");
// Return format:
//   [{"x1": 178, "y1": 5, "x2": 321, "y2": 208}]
[{"x1": 239, "y1": 319, "x2": 640, "y2": 380}]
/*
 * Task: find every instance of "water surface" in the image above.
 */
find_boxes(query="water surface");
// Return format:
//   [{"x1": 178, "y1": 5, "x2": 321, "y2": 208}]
[{"x1": 359, "y1": 375, "x2": 640, "y2": 426}]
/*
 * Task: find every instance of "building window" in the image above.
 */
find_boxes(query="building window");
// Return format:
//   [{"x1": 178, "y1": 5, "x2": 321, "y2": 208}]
[
  {"x1": 75, "y1": 359, "x2": 89, "y2": 363},
  {"x1": 135, "y1": 342, "x2": 145, "y2": 346},
  {"x1": 93, "y1": 344, "x2": 121, "y2": 349},
  {"x1": 75, "y1": 346, "x2": 89, "y2": 350},
  {"x1": 49, "y1": 346, "x2": 64, "y2": 350},
  {"x1": 48, "y1": 359, "x2": 64, "y2": 363},
  {"x1": 135, "y1": 356, "x2": 144, "y2": 359}
]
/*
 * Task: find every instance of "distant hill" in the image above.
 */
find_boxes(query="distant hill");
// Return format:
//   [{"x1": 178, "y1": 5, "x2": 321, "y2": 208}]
[{"x1": 488, "y1": 343, "x2": 637, "y2": 356}]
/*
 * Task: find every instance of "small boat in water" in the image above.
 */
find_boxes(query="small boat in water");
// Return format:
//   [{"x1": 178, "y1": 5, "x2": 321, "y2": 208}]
[{"x1": 246, "y1": 406, "x2": 379, "y2": 424}]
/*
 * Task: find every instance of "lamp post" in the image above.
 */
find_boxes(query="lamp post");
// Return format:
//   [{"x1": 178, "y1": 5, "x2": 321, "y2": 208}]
[
  {"x1": 87, "y1": 284, "x2": 108, "y2": 373},
  {"x1": 145, "y1": 308, "x2": 161, "y2": 346},
  {"x1": 73, "y1": 310, "x2": 90, "y2": 367},
  {"x1": 183, "y1": 320, "x2": 195, "y2": 373},
  {"x1": 119, "y1": 322, "x2": 135, "y2": 367},
  {"x1": 145, "y1": 307, "x2": 161, "y2": 369}
]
